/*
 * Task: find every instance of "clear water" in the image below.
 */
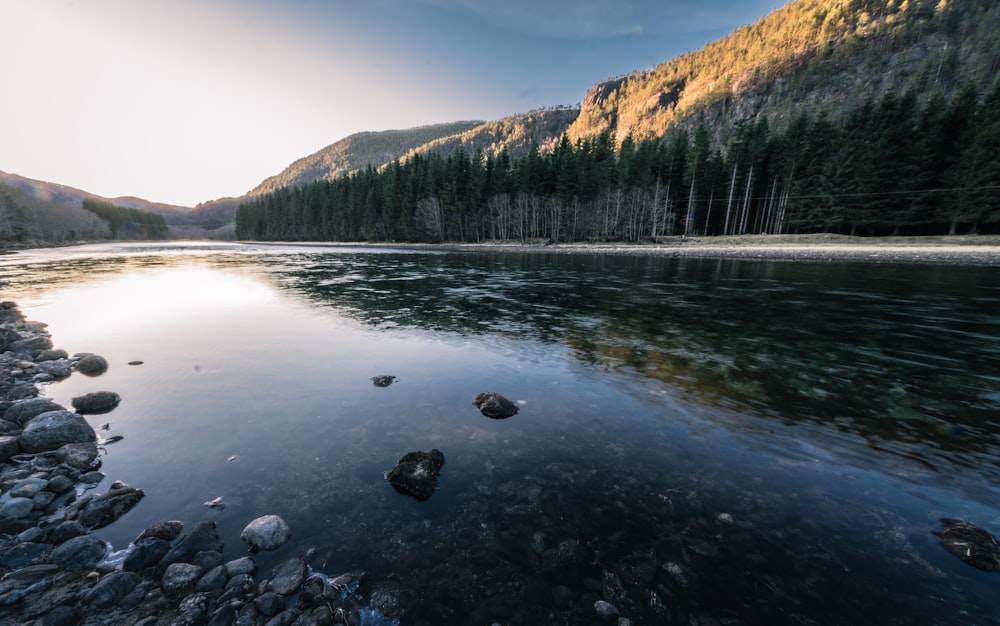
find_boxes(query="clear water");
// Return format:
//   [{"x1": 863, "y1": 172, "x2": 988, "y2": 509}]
[{"x1": 3, "y1": 241, "x2": 1000, "y2": 625}]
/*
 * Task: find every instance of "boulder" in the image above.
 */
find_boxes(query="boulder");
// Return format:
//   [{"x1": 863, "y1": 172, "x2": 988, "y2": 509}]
[
  {"x1": 84, "y1": 571, "x2": 142, "y2": 608},
  {"x1": 20, "y1": 410, "x2": 96, "y2": 453},
  {"x1": 3, "y1": 397, "x2": 64, "y2": 426},
  {"x1": 0, "y1": 435, "x2": 20, "y2": 463},
  {"x1": 936, "y1": 518, "x2": 1000, "y2": 571},
  {"x1": 240, "y1": 515, "x2": 291, "y2": 553},
  {"x1": 76, "y1": 480, "x2": 145, "y2": 530},
  {"x1": 123, "y1": 537, "x2": 172, "y2": 572},
  {"x1": 71, "y1": 391, "x2": 121, "y2": 414},
  {"x1": 74, "y1": 354, "x2": 109, "y2": 376},
  {"x1": 56, "y1": 441, "x2": 100, "y2": 469},
  {"x1": 136, "y1": 519, "x2": 185, "y2": 543},
  {"x1": 385, "y1": 449, "x2": 446, "y2": 501},
  {"x1": 49, "y1": 534, "x2": 108, "y2": 571},
  {"x1": 473, "y1": 391, "x2": 519, "y2": 419}
]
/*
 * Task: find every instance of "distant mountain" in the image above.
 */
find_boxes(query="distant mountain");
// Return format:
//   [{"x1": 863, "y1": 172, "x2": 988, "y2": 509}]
[
  {"x1": 566, "y1": 0, "x2": 1000, "y2": 145},
  {"x1": 249, "y1": 121, "x2": 484, "y2": 196}
]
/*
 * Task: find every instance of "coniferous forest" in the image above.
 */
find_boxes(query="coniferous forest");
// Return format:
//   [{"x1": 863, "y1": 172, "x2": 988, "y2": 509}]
[{"x1": 237, "y1": 83, "x2": 1000, "y2": 242}]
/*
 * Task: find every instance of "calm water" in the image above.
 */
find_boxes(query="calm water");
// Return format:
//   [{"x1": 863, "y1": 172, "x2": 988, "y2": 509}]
[{"x1": 3, "y1": 242, "x2": 1000, "y2": 625}]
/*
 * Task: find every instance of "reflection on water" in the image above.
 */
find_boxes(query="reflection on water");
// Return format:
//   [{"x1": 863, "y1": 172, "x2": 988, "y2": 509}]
[{"x1": 3, "y1": 242, "x2": 1000, "y2": 625}]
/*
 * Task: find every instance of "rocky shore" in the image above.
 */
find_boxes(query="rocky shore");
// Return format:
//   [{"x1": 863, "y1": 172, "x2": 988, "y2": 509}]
[{"x1": 0, "y1": 302, "x2": 400, "y2": 626}]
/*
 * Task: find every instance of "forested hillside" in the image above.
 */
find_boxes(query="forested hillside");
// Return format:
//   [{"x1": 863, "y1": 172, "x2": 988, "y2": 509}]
[
  {"x1": 238, "y1": 0, "x2": 999, "y2": 244},
  {"x1": 568, "y1": 0, "x2": 1000, "y2": 144}
]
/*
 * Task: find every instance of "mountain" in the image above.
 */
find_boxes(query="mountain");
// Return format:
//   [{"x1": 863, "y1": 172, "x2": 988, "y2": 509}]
[
  {"x1": 567, "y1": 0, "x2": 1000, "y2": 145},
  {"x1": 249, "y1": 121, "x2": 484, "y2": 196}
]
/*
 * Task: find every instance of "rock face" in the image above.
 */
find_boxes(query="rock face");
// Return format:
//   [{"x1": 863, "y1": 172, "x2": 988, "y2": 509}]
[
  {"x1": 473, "y1": 391, "x2": 519, "y2": 419},
  {"x1": 240, "y1": 515, "x2": 291, "y2": 553},
  {"x1": 19, "y1": 410, "x2": 97, "y2": 453},
  {"x1": 70, "y1": 391, "x2": 121, "y2": 414},
  {"x1": 385, "y1": 449, "x2": 446, "y2": 501}
]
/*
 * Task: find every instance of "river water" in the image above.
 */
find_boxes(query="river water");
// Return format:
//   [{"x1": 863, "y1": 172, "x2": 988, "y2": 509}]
[{"x1": 2, "y1": 241, "x2": 1000, "y2": 625}]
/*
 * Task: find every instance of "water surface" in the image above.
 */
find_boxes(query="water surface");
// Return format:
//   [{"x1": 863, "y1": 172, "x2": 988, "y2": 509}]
[{"x1": 3, "y1": 242, "x2": 1000, "y2": 625}]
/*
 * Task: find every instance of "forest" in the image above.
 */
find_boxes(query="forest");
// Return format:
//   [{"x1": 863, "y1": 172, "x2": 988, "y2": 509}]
[
  {"x1": 236, "y1": 81, "x2": 1000, "y2": 243},
  {"x1": 82, "y1": 198, "x2": 169, "y2": 240}
]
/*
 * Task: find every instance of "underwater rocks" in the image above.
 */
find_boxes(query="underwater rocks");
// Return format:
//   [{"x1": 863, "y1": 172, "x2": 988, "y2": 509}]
[
  {"x1": 935, "y1": 518, "x2": 1000, "y2": 571},
  {"x1": 386, "y1": 449, "x2": 446, "y2": 501},
  {"x1": 473, "y1": 390, "x2": 519, "y2": 419},
  {"x1": 371, "y1": 375, "x2": 397, "y2": 387},
  {"x1": 70, "y1": 390, "x2": 121, "y2": 414}
]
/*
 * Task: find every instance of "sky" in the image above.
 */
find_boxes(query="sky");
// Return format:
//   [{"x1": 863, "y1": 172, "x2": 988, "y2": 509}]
[{"x1": 1, "y1": 0, "x2": 780, "y2": 207}]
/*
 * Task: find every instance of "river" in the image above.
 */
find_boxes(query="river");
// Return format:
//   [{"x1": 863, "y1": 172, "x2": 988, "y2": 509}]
[{"x1": 2, "y1": 241, "x2": 1000, "y2": 625}]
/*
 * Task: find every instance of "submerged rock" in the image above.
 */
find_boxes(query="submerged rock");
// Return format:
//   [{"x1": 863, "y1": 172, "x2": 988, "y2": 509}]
[
  {"x1": 74, "y1": 354, "x2": 109, "y2": 376},
  {"x1": 241, "y1": 514, "x2": 291, "y2": 553},
  {"x1": 935, "y1": 518, "x2": 1000, "y2": 571},
  {"x1": 385, "y1": 449, "x2": 446, "y2": 501},
  {"x1": 473, "y1": 391, "x2": 519, "y2": 419},
  {"x1": 371, "y1": 375, "x2": 397, "y2": 387},
  {"x1": 75, "y1": 480, "x2": 145, "y2": 530},
  {"x1": 71, "y1": 391, "x2": 121, "y2": 414}
]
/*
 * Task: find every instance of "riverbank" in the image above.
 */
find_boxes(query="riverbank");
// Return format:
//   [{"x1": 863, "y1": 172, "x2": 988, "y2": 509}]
[
  {"x1": 0, "y1": 302, "x2": 399, "y2": 626},
  {"x1": 254, "y1": 234, "x2": 1000, "y2": 266}
]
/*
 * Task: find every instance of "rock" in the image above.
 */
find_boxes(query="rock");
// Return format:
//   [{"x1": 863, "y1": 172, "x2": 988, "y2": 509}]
[
  {"x1": 240, "y1": 515, "x2": 291, "y2": 553},
  {"x1": 156, "y1": 521, "x2": 223, "y2": 577},
  {"x1": 46, "y1": 521, "x2": 86, "y2": 544},
  {"x1": 136, "y1": 519, "x2": 185, "y2": 542},
  {"x1": 0, "y1": 541, "x2": 50, "y2": 568},
  {"x1": 935, "y1": 518, "x2": 1000, "y2": 571},
  {"x1": 49, "y1": 534, "x2": 108, "y2": 571},
  {"x1": 225, "y1": 556, "x2": 258, "y2": 577},
  {"x1": 10, "y1": 334, "x2": 53, "y2": 355},
  {"x1": 0, "y1": 435, "x2": 19, "y2": 463},
  {"x1": 36, "y1": 360, "x2": 72, "y2": 380},
  {"x1": 3, "y1": 397, "x2": 64, "y2": 426},
  {"x1": 123, "y1": 537, "x2": 172, "y2": 572},
  {"x1": 163, "y1": 562, "x2": 204, "y2": 593},
  {"x1": 70, "y1": 390, "x2": 121, "y2": 414},
  {"x1": 0, "y1": 497, "x2": 36, "y2": 519},
  {"x1": 33, "y1": 490, "x2": 55, "y2": 510},
  {"x1": 20, "y1": 410, "x2": 96, "y2": 453},
  {"x1": 371, "y1": 375, "x2": 397, "y2": 387},
  {"x1": 76, "y1": 480, "x2": 145, "y2": 530},
  {"x1": 595, "y1": 600, "x2": 620, "y2": 619},
  {"x1": 36, "y1": 348, "x2": 69, "y2": 362},
  {"x1": 74, "y1": 354, "x2": 109, "y2": 376},
  {"x1": 368, "y1": 581, "x2": 413, "y2": 619},
  {"x1": 79, "y1": 470, "x2": 105, "y2": 484},
  {"x1": 46, "y1": 474, "x2": 75, "y2": 495},
  {"x1": 195, "y1": 564, "x2": 228, "y2": 595},
  {"x1": 255, "y1": 591, "x2": 284, "y2": 617},
  {"x1": 84, "y1": 570, "x2": 142, "y2": 608},
  {"x1": 268, "y1": 557, "x2": 308, "y2": 595},
  {"x1": 473, "y1": 391, "x2": 519, "y2": 419},
  {"x1": 10, "y1": 476, "x2": 48, "y2": 498},
  {"x1": 193, "y1": 550, "x2": 224, "y2": 572},
  {"x1": 38, "y1": 604, "x2": 82, "y2": 626},
  {"x1": 56, "y1": 441, "x2": 100, "y2": 469},
  {"x1": 385, "y1": 449, "x2": 445, "y2": 501}
]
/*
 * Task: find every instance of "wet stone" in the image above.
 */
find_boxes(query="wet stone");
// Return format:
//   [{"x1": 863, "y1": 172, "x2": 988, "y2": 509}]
[
  {"x1": 0, "y1": 436, "x2": 20, "y2": 463},
  {"x1": 936, "y1": 518, "x2": 1000, "y2": 571},
  {"x1": 225, "y1": 556, "x2": 258, "y2": 577},
  {"x1": 74, "y1": 354, "x2": 109, "y2": 376},
  {"x1": 241, "y1": 514, "x2": 291, "y2": 553},
  {"x1": 20, "y1": 410, "x2": 96, "y2": 453},
  {"x1": 3, "y1": 397, "x2": 63, "y2": 426},
  {"x1": 123, "y1": 537, "x2": 172, "y2": 572},
  {"x1": 473, "y1": 391, "x2": 519, "y2": 419},
  {"x1": 46, "y1": 520, "x2": 86, "y2": 545},
  {"x1": 10, "y1": 476, "x2": 48, "y2": 498},
  {"x1": 0, "y1": 541, "x2": 50, "y2": 568},
  {"x1": 56, "y1": 442, "x2": 99, "y2": 469},
  {"x1": 76, "y1": 480, "x2": 144, "y2": 530},
  {"x1": 70, "y1": 391, "x2": 121, "y2": 415},
  {"x1": 371, "y1": 375, "x2": 397, "y2": 387},
  {"x1": 49, "y1": 534, "x2": 108, "y2": 571},
  {"x1": 163, "y1": 562, "x2": 204, "y2": 593},
  {"x1": 84, "y1": 570, "x2": 142, "y2": 608},
  {"x1": 385, "y1": 449, "x2": 446, "y2": 501},
  {"x1": 136, "y1": 519, "x2": 185, "y2": 542},
  {"x1": 46, "y1": 474, "x2": 75, "y2": 495},
  {"x1": 268, "y1": 557, "x2": 308, "y2": 595},
  {"x1": 1, "y1": 497, "x2": 36, "y2": 519}
]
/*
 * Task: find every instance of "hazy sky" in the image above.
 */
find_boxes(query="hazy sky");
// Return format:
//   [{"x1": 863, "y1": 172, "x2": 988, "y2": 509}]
[{"x1": 1, "y1": 0, "x2": 779, "y2": 206}]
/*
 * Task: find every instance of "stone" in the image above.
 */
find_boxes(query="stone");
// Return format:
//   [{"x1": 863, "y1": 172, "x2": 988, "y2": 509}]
[
  {"x1": 473, "y1": 391, "x2": 519, "y2": 418},
  {"x1": 3, "y1": 397, "x2": 64, "y2": 426},
  {"x1": 10, "y1": 476, "x2": 48, "y2": 498},
  {"x1": 136, "y1": 519, "x2": 185, "y2": 542},
  {"x1": 268, "y1": 557, "x2": 308, "y2": 595},
  {"x1": 163, "y1": 562, "x2": 204, "y2": 593},
  {"x1": 155, "y1": 521, "x2": 223, "y2": 577},
  {"x1": 10, "y1": 334, "x2": 53, "y2": 355},
  {"x1": 595, "y1": 600, "x2": 620, "y2": 619},
  {"x1": 385, "y1": 449, "x2": 446, "y2": 501},
  {"x1": 196, "y1": 564, "x2": 228, "y2": 595},
  {"x1": 255, "y1": 591, "x2": 284, "y2": 617},
  {"x1": 46, "y1": 521, "x2": 86, "y2": 544},
  {"x1": 70, "y1": 390, "x2": 121, "y2": 414},
  {"x1": 74, "y1": 354, "x2": 109, "y2": 376},
  {"x1": 20, "y1": 410, "x2": 96, "y2": 453},
  {"x1": 225, "y1": 556, "x2": 258, "y2": 577},
  {"x1": 36, "y1": 360, "x2": 72, "y2": 380},
  {"x1": 240, "y1": 515, "x2": 291, "y2": 553},
  {"x1": 55, "y1": 442, "x2": 99, "y2": 469},
  {"x1": 84, "y1": 570, "x2": 142, "y2": 608},
  {"x1": 36, "y1": 348, "x2": 69, "y2": 362},
  {"x1": 0, "y1": 435, "x2": 19, "y2": 463},
  {"x1": 33, "y1": 490, "x2": 55, "y2": 510},
  {"x1": 371, "y1": 375, "x2": 397, "y2": 387},
  {"x1": 76, "y1": 480, "x2": 144, "y2": 530},
  {"x1": 123, "y1": 537, "x2": 172, "y2": 572},
  {"x1": 38, "y1": 605, "x2": 82, "y2": 626},
  {"x1": 0, "y1": 541, "x2": 50, "y2": 568},
  {"x1": 49, "y1": 534, "x2": 108, "y2": 571},
  {"x1": 46, "y1": 474, "x2": 75, "y2": 494},
  {"x1": 936, "y1": 518, "x2": 1000, "y2": 571},
  {"x1": 0, "y1": 497, "x2": 36, "y2": 519}
]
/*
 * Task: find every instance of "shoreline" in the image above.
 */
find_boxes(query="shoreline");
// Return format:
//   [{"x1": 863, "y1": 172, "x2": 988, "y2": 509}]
[{"x1": 245, "y1": 234, "x2": 1000, "y2": 266}]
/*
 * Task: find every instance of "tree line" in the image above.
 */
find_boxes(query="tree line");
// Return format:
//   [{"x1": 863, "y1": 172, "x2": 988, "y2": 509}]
[
  {"x1": 82, "y1": 198, "x2": 169, "y2": 239},
  {"x1": 236, "y1": 81, "x2": 1000, "y2": 243}
]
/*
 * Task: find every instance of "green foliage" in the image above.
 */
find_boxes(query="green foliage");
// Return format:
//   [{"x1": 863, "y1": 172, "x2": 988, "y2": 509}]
[
  {"x1": 82, "y1": 198, "x2": 168, "y2": 240},
  {"x1": 237, "y1": 86, "x2": 1000, "y2": 242}
]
